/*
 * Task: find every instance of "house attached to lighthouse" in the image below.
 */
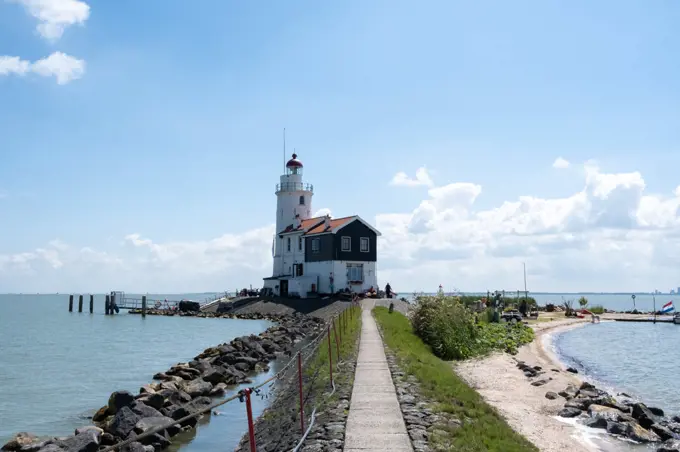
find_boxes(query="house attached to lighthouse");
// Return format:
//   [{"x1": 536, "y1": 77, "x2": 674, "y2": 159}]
[{"x1": 263, "y1": 153, "x2": 381, "y2": 298}]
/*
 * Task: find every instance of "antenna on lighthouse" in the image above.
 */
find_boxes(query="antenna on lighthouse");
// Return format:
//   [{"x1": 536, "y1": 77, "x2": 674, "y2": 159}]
[{"x1": 283, "y1": 128, "x2": 286, "y2": 172}]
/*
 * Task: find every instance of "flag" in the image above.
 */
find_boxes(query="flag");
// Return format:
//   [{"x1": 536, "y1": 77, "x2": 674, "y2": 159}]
[{"x1": 661, "y1": 301, "x2": 674, "y2": 314}]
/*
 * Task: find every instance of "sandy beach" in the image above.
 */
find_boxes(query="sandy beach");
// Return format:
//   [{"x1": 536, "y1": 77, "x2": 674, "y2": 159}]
[{"x1": 454, "y1": 318, "x2": 610, "y2": 452}]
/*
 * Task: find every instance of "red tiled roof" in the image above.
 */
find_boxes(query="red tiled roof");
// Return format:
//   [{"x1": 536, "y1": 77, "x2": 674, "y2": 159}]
[
  {"x1": 304, "y1": 216, "x2": 356, "y2": 235},
  {"x1": 278, "y1": 216, "x2": 326, "y2": 235}
]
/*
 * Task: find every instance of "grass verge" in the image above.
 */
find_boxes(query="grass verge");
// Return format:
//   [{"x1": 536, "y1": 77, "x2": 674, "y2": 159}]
[
  {"x1": 373, "y1": 307, "x2": 538, "y2": 452},
  {"x1": 302, "y1": 305, "x2": 362, "y2": 413}
]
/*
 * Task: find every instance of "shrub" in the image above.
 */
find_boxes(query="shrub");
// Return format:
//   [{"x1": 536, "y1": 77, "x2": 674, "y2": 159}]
[
  {"x1": 589, "y1": 305, "x2": 605, "y2": 314},
  {"x1": 578, "y1": 296, "x2": 588, "y2": 308},
  {"x1": 411, "y1": 295, "x2": 479, "y2": 360},
  {"x1": 412, "y1": 295, "x2": 535, "y2": 360}
]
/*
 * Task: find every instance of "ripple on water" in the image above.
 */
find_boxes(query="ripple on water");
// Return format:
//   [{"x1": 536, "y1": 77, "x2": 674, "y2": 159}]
[
  {"x1": 551, "y1": 321, "x2": 680, "y2": 451},
  {"x1": 0, "y1": 294, "x2": 272, "y2": 448}
]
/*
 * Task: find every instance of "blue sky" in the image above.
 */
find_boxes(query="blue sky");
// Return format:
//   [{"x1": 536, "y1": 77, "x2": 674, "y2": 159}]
[{"x1": 1, "y1": 0, "x2": 679, "y2": 293}]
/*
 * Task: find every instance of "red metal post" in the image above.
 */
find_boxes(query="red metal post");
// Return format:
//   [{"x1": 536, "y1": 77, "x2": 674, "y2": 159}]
[
  {"x1": 327, "y1": 326, "x2": 333, "y2": 386},
  {"x1": 297, "y1": 352, "x2": 304, "y2": 433},
  {"x1": 333, "y1": 320, "x2": 341, "y2": 360},
  {"x1": 244, "y1": 389, "x2": 256, "y2": 452},
  {"x1": 338, "y1": 313, "x2": 343, "y2": 343}
]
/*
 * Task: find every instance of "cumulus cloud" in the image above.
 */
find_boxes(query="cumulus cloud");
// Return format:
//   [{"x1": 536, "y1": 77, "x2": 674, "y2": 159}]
[
  {"x1": 313, "y1": 208, "x2": 332, "y2": 217},
  {"x1": 0, "y1": 52, "x2": 85, "y2": 84},
  {"x1": 553, "y1": 157, "x2": 570, "y2": 169},
  {"x1": 390, "y1": 167, "x2": 434, "y2": 188},
  {"x1": 11, "y1": 0, "x2": 90, "y2": 41},
  {"x1": 4, "y1": 163, "x2": 680, "y2": 293}
]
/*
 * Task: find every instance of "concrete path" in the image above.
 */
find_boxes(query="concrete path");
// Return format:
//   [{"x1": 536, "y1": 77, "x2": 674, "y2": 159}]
[{"x1": 343, "y1": 308, "x2": 413, "y2": 451}]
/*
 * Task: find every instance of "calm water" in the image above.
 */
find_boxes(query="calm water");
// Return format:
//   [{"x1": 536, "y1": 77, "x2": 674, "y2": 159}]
[
  {"x1": 0, "y1": 294, "x2": 273, "y2": 449},
  {"x1": 552, "y1": 321, "x2": 680, "y2": 450}
]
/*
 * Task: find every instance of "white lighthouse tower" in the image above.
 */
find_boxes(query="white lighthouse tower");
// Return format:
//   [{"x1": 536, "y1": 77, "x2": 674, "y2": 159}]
[{"x1": 271, "y1": 153, "x2": 313, "y2": 277}]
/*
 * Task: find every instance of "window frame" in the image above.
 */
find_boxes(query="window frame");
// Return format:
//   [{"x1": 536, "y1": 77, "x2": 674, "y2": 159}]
[
  {"x1": 287, "y1": 237, "x2": 291, "y2": 252},
  {"x1": 299, "y1": 195, "x2": 305, "y2": 205},
  {"x1": 341, "y1": 236, "x2": 351, "y2": 252},
  {"x1": 311, "y1": 238, "x2": 320, "y2": 253},
  {"x1": 347, "y1": 263, "x2": 364, "y2": 283},
  {"x1": 298, "y1": 236, "x2": 303, "y2": 251},
  {"x1": 360, "y1": 237, "x2": 370, "y2": 253}
]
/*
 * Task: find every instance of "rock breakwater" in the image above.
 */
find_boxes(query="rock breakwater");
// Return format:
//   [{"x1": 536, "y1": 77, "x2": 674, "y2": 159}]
[
  {"x1": 2, "y1": 314, "x2": 324, "y2": 452},
  {"x1": 515, "y1": 360, "x2": 680, "y2": 451}
]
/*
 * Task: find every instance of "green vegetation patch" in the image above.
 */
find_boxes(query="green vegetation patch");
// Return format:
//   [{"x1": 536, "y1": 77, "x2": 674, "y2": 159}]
[
  {"x1": 374, "y1": 307, "x2": 538, "y2": 452},
  {"x1": 411, "y1": 295, "x2": 534, "y2": 360}
]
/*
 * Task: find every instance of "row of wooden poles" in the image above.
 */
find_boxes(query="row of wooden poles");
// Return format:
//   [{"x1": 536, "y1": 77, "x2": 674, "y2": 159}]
[
  {"x1": 67, "y1": 294, "x2": 95, "y2": 313},
  {"x1": 67, "y1": 294, "x2": 149, "y2": 316}
]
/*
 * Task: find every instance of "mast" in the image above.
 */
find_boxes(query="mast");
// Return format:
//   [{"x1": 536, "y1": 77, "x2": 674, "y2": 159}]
[{"x1": 283, "y1": 128, "x2": 286, "y2": 172}]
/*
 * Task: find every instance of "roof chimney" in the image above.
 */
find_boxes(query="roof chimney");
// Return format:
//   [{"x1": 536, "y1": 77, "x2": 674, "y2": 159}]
[
  {"x1": 295, "y1": 215, "x2": 302, "y2": 229},
  {"x1": 324, "y1": 215, "x2": 330, "y2": 230}
]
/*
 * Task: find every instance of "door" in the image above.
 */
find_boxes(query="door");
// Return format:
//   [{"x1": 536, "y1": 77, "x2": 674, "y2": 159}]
[{"x1": 280, "y1": 279, "x2": 288, "y2": 297}]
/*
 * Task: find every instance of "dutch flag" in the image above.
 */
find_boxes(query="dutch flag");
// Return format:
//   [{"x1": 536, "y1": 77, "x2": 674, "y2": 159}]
[{"x1": 661, "y1": 301, "x2": 674, "y2": 314}]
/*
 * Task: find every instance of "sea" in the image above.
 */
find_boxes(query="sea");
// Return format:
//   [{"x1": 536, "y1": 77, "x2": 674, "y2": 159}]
[
  {"x1": 0, "y1": 293, "x2": 278, "y2": 450},
  {"x1": 1, "y1": 292, "x2": 678, "y2": 450}
]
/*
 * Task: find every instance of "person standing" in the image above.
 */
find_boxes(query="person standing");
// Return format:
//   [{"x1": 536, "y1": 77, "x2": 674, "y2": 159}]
[{"x1": 385, "y1": 283, "x2": 392, "y2": 299}]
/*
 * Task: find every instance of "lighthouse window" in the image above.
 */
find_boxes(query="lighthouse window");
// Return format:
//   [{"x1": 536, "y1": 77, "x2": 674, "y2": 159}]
[
  {"x1": 299, "y1": 195, "x2": 305, "y2": 205},
  {"x1": 287, "y1": 237, "x2": 291, "y2": 252}
]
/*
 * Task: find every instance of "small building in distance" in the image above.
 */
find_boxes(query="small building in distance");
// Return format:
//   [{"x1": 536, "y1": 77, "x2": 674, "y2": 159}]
[{"x1": 263, "y1": 152, "x2": 381, "y2": 298}]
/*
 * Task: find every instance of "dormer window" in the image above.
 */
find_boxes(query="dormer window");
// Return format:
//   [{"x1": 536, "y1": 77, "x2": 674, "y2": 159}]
[{"x1": 299, "y1": 195, "x2": 305, "y2": 205}]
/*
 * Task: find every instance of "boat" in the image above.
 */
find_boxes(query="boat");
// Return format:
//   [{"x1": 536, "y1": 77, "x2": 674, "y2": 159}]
[{"x1": 674, "y1": 313, "x2": 680, "y2": 325}]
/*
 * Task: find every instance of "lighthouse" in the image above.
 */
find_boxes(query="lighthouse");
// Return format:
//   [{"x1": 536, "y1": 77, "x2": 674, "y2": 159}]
[
  {"x1": 272, "y1": 153, "x2": 314, "y2": 278},
  {"x1": 262, "y1": 150, "x2": 381, "y2": 298}
]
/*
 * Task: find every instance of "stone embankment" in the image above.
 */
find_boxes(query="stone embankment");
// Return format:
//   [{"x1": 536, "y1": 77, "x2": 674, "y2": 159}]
[
  {"x1": 516, "y1": 360, "x2": 680, "y2": 452},
  {"x1": 1, "y1": 313, "x2": 324, "y2": 452}
]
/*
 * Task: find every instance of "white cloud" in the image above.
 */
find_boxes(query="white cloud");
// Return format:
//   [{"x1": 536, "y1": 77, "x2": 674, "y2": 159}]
[
  {"x1": 390, "y1": 167, "x2": 434, "y2": 187},
  {"x1": 11, "y1": 0, "x2": 90, "y2": 41},
  {"x1": 5, "y1": 163, "x2": 680, "y2": 293},
  {"x1": 313, "y1": 208, "x2": 332, "y2": 217},
  {"x1": 553, "y1": 157, "x2": 570, "y2": 169},
  {"x1": 0, "y1": 52, "x2": 85, "y2": 84}
]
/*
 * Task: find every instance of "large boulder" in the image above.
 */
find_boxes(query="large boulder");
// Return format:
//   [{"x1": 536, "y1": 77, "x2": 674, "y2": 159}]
[
  {"x1": 106, "y1": 406, "x2": 142, "y2": 439},
  {"x1": 632, "y1": 403, "x2": 660, "y2": 429},
  {"x1": 178, "y1": 301, "x2": 200, "y2": 312},
  {"x1": 625, "y1": 421, "x2": 661, "y2": 443},
  {"x1": 658, "y1": 439, "x2": 680, "y2": 452},
  {"x1": 558, "y1": 407, "x2": 582, "y2": 418},
  {"x1": 134, "y1": 416, "x2": 181, "y2": 438},
  {"x1": 137, "y1": 393, "x2": 165, "y2": 411},
  {"x1": 108, "y1": 391, "x2": 135, "y2": 415},
  {"x1": 1, "y1": 433, "x2": 39, "y2": 451},
  {"x1": 588, "y1": 405, "x2": 625, "y2": 423},
  {"x1": 130, "y1": 401, "x2": 163, "y2": 418},
  {"x1": 165, "y1": 406, "x2": 198, "y2": 428},
  {"x1": 182, "y1": 379, "x2": 213, "y2": 398},
  {"x1": 54, "y1": 431, "x2": 100, "y2": 452},
  {"x1": 651, "y1": 424, "x2": 676, "y2": 441}
]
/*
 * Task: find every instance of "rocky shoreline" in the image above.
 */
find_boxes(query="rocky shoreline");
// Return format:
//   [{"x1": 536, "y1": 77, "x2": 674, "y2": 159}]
[
  {"x1": 2, "y1": 313, "x2": 325, "y2": 452},
  {"x1": 516, "y1": 360, "x2": 680, "y2": 451}
]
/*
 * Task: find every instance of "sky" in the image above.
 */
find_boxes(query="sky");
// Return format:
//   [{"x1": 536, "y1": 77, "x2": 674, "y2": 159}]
[{"x1": 1, "y1": 0, "x2": 679, "y2": 294}]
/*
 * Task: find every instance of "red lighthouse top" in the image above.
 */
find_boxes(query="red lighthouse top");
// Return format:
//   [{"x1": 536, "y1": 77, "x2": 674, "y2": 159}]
[{"x1": 286, "y1": 153, "x2": 303, "y2": 168}]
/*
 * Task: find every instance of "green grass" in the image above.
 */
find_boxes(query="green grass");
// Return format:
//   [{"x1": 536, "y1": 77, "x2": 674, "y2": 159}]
[
  {"x1": 302, "y1": 305, "x2": 362, "y2": 408},
  {"x1": 373, "y1": 307, "x2": 538, "y2": 452},
  {"x1": 588, "y1": 305, "x2": 605, "y2": 314}
]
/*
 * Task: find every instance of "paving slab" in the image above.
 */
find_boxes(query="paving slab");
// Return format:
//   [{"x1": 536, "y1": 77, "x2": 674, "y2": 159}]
[{"x1": 343, "y1": 308, "x2": 413, "y2": 452}]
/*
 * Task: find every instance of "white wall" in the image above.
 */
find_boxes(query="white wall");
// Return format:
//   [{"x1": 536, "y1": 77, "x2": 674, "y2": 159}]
[
  {"x1": 332, "y1": 261, "x2": 378, "y2": 293},
  {"x1": 304, "y1": 261, "x2": 334, "y2": 293},
  {"x1": 281, "y1": 232, "x2": 305, "y2": 277},
  {"x1": 275, "y1": 173, "x2": 313, "y2": 234}
]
